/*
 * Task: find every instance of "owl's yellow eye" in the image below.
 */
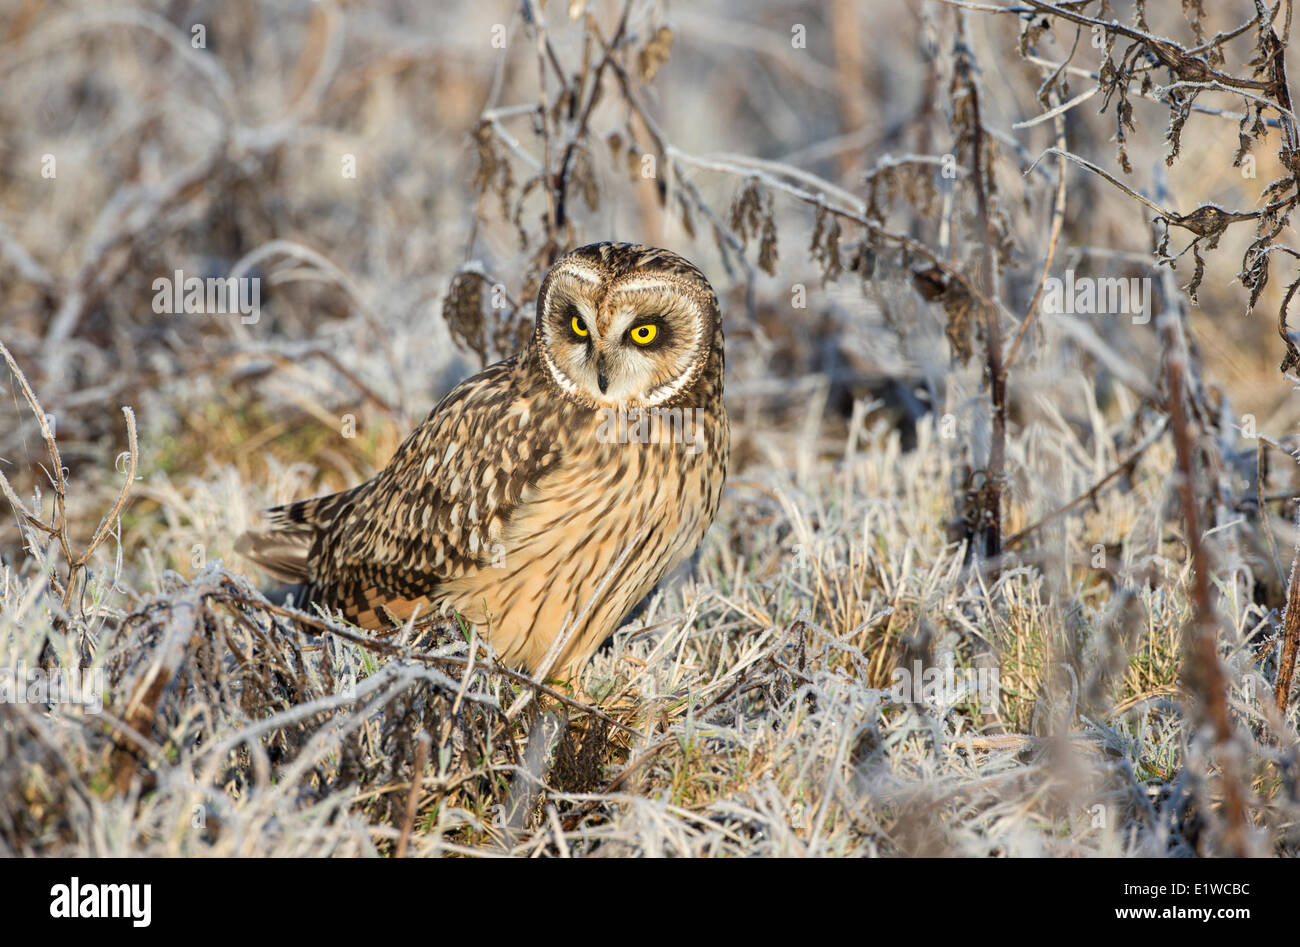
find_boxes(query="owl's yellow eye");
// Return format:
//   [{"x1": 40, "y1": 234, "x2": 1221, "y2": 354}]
[
  {"x1": 571, "y1": 315, "x2": 589, "y2": 338},
  {"x1": 629, "y1": 324, "x2": 658, "y2": 345}
]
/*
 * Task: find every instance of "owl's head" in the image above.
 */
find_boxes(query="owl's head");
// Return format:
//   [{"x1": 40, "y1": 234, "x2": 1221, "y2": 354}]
[{"x1": 533, "y1": 243, "x2": 721, "y2": 408}]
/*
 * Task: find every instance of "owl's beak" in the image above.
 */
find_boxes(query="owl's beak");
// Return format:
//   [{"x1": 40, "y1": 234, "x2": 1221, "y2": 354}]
[{"x1": 596, "y1": 354, "x2": 609, "y2": 393}]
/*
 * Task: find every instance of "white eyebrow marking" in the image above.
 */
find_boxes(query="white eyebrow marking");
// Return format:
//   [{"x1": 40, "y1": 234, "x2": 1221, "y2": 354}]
[
  {"x1": 556, "y1": 262, "x2": 603, "y2": 285},
  {"x1": 609, "y1": 277, "x2": 674, "y2": 295},
  {"x1": 546, "y1": 266, "x2": 603, "y2": 328}
]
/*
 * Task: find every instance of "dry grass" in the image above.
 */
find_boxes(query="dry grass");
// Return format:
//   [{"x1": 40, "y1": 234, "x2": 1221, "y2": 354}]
[{"x1": 3, "y1": 0, "x2": 1300, "y2": 857}]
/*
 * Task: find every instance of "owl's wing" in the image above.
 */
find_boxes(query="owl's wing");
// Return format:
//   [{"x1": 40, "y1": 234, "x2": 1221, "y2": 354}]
[{"x1": 276, "y1": 356, "x2": 563, "y2": 624}]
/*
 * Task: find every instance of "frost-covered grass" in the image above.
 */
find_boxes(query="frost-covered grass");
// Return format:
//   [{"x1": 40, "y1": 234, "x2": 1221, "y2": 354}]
[{"x1": 2, "y1": 380, "x2": 1293, "y2": 856}]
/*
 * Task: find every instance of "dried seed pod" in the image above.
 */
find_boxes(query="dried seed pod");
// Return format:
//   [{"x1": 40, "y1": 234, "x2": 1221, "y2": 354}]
[{"x1": 637, "y1": 25, "x2": 674, "y2": 83}]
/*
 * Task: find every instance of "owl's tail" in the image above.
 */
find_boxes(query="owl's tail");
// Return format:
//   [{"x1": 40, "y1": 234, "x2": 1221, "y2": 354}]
[
  {"x1": 235, "y1": 525, "x2": 313, "y2": 584},
  {"x1": 236, "y1": 486, "x2": 361, "y2": 585}
]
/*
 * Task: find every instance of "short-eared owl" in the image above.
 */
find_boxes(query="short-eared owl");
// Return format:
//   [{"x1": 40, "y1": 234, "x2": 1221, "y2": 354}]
[{"x1": 238, "y1": 243, "x2": 729, "y2": 685}]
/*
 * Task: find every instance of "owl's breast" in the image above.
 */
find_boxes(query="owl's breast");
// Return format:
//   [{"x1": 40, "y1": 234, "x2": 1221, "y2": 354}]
[{"x1": 436, "y1": 400, "x2": 728, "y2": 680}]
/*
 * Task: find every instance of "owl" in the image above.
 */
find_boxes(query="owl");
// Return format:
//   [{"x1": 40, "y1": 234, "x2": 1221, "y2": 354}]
[{"x1": 237, "y1": 242, "x2": 729, "y2": 686}]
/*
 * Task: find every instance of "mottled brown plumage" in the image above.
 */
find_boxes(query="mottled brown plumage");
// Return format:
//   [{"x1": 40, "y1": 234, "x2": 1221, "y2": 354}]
[{"x1": 237, "y1": 243, "x2": 729, "y2": 685}]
